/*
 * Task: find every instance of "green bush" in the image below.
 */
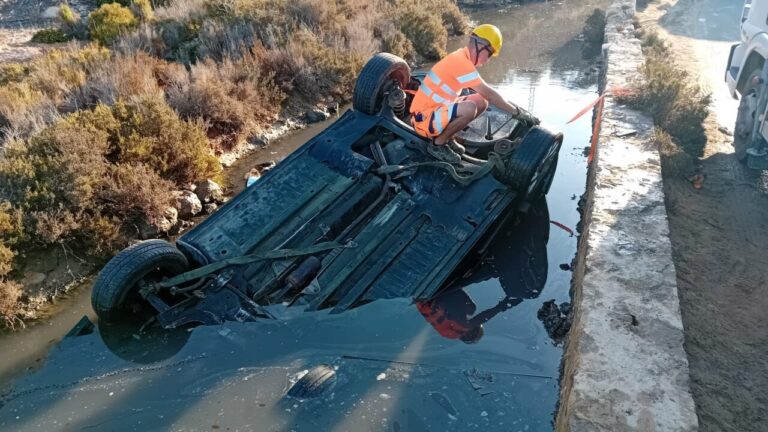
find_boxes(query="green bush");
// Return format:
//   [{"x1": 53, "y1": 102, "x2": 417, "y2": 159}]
[
  {"x1": 395, "y1": 4, "x2": 447, "y2": 60},
  {"x1": 132, "y1": 0, "x2": 154, "y2": 21},
  {"x1": 0, "y1": 64, "x2": 30, "y2": 86},
  {"x1": 0, "y1": 97, "x2": 218, "y2": 258},
  {"x1": 59, "y1": 3, "x2": 79, "y2": 26},
  {"x1": 88, "y1": 3, "x2": 139, "y2": 45},
  {"x1": 31, "y1": 28, "x2": 72, "y2": 44}
]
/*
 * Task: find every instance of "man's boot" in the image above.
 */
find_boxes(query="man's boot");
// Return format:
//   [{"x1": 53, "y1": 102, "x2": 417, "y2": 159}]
[{"x1": 427, "y1": 142, "x2": 462, "y2": 164}]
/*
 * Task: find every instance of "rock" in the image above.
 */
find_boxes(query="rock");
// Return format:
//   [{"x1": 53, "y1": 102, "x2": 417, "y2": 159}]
[
  {"x1": 175, "y1": 190, "x2": 203, "y2": 219},
  {"x1": 537, "y1": 299, "x2": 572, "y2": 343},
  {"x1": 327, "y1": 101, "x2": 340, "y2": 114},
  {"x1": 195, "y1": 179, "x2": 224, "y2": 203},
  {"x1": 138, "y1": 207, "x2": 178, "y2": 239},
  {"x1": 305, "y1": 108, "x2": 330, "y2": 123},
  {"x1": 204, "y1": 203, "x2": 218, "y2": 214},
  {"x1": 22, "y1": 272, "x2": 47, "y2": 289},
  {"x1": 718, "y1": 126, "x2": 733, "y2": 136},
  {"x1": 249, "y1": 134, "x2": 269, "y2": 147},
  {"x1": 41, "y1": 6, "x2": 60, "y2": 19}
]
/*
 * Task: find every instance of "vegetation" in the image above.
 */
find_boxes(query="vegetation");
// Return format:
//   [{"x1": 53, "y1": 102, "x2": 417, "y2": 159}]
[
  {"x1": 31, "y1": 28, "x2": 72, "y2": 44},
  {"x1": 622, "y1": 27, "x2": 711, "y2": 168},
  {"x1": 88, "y1": 3, "x2": 139, "y2": 45},
  {"x1": 0, "y1": 0, "x2": 469, "y2": 328}
]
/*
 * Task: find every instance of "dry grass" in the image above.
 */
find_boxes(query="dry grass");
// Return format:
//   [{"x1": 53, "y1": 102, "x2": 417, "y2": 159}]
[
  {"x1": 0, "y1": 279, "x2": 23, "y2": 330},
  {"x1": 622, "y1": 28, "x2": 711, "y2": 159}
]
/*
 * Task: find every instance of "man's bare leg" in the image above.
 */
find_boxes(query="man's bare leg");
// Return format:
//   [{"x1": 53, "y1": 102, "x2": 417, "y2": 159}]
[{"x1": 434, "y1": 95, "x2": 489, "y2": 145}]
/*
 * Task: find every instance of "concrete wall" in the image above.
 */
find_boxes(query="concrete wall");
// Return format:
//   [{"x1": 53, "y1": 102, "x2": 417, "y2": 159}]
[{"x1": 556, "y1": 0, "x2": 699, "y2": 430}]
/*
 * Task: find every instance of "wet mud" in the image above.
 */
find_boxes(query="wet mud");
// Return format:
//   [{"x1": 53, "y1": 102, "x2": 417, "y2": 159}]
[{"x1": 0, "y1": 0, "x2": 610, "y2": 430}]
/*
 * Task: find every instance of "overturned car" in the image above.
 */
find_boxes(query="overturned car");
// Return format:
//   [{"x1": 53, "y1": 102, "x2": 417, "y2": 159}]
[{"x1": 91, "y1": 53, "x2": 563, "y2": 329}]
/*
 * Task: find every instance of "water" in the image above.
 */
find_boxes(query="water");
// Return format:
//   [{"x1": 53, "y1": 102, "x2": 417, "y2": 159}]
[{"x1": 0, "y1": 1, "x2": 606, "y2": 430}]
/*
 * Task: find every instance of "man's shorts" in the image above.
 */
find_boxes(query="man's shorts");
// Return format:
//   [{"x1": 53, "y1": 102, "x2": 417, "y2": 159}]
[{"x1": 411, "y1": 97, "x2": 466, "y2": 139}]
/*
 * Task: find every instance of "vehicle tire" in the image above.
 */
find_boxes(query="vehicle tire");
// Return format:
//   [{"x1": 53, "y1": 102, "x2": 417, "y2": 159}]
[
  {"x1": 92, "y1": 240, "x2": 189, "y2": 323},
  {"x1": 287, "y1": 364, "x2": 337, "y2": 398},
  {"x1": 496, "y1": 126, "x2": 563, "y2": 201},
  {"x1": 353, "y1": 53, "x2": 411, "y2": 115},
  {"x1": 734, "y1": 68, "x2": 765, "y2": 162}
]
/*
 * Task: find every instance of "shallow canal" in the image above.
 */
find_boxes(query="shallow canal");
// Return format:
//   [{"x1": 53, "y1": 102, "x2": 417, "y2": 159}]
[{"x1": 1, "y1": 1, "x2": 608, "y2": 430}]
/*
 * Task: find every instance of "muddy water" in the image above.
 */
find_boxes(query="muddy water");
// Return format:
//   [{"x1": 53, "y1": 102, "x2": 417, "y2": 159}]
[{"x1": 0, "y1": 1, "x2": 607, "y2": 430}]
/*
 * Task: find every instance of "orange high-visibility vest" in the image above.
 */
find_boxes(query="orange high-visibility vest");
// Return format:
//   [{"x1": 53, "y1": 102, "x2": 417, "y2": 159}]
[
  {"x1": 410, "y1": 47, "x2": 484, "y2": 138},
  {"x1": 416, "y1": 300, "x2": 470, "y2": 339}
]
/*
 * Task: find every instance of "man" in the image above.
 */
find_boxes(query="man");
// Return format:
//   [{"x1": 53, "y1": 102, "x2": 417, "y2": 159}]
[
  {"x1": 410, "y1": 24, "x2": 537, "y2": 163},
  {"x1": 416, "y1": 289, "x2": 522, "y2": 344}
]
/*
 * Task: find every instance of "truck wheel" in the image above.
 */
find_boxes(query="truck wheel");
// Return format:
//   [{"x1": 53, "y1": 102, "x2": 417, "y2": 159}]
[
  {"x1": 734, "y1": 69, "x2": 765, "y2": 162},
  {"x1": 495, "y1": 127, "x2": 563, "y2": 202},
  {"x1": 353, "y1": 53, "x2": 410, "y2": 115},
  {"x1": 92, "y1": 240, "x2": 188, "y2": 323}
]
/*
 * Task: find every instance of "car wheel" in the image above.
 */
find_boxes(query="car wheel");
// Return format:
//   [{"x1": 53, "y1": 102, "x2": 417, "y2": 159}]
[
  {"x1": 734, "y1": 68, "x2": 766, "y2": 162},
  {"x1": 353, "y1": 53, "x2": 411, "y2": 115},
  {"x1": 92, "y1": 240, "x2": 188, "y2": 323},
  {"x1": 287, "y1": 364, "x2": 337, "y2": 398},
  {"x1": 496, "y1": 126, "x2": 563, "y2": 201}
]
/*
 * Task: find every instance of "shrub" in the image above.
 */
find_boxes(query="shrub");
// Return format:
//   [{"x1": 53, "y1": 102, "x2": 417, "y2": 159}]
[
  {"x1": 623, "y1": 31, "x2": 711, "y2": 157},
  {"x1": 89, "y1": 3, "x2": 139, "y2": 45},
  {"x1": 395, "y1": 4, "x2": 447, "y2": 60},
  {"x1": 0, "y1": 279, "x2": 23, "y2": 330},
  {"x1": 0, "y1": 64, "x2": 29, "y2": 85},
  {"x1": 31, "y1": 28, "x2": 72, "y2": 44},
  {"x1": 108, "y1": 97, "x2": 221, "y2": 184},
  {"x1": 131, "y1": 0, "x2": 154, "y2": 21},
  {"x1": 167, "y1": 52, "x2": 285, "y2": 148},
  {"x1": 59, "y1": 3, "x2": 79, "y2": 26},
  {"x1": 655, "y1": 129, "x2": 696, "y2": 178}
]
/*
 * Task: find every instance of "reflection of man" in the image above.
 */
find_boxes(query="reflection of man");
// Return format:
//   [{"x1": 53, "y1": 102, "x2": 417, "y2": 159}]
[
  {"x1": 417, "y1": 199, "x2": 550, "y2": 342},
  {"x1": 416, "y1": 289, "x2": 521, "y2": 344}
]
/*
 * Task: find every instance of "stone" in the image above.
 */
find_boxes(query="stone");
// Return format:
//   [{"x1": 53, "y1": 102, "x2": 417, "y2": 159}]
[
  {"x1": 204, "y1": 203, "x2": 218, "y2": 214},
  {"x1": 305, "y1": 108, "x2": 330, "y2": 123},
  {"x1": 138, "y1": 207, "x2": 178, "y2": 239},
  {"x1": 195, "y1": 179, "x2": 224, "y2": 203},
  {"x1": 22, "y1": 272, "x2": 47, "y2": 289},
  {"x1": 175, "y1": 190, "x2": 203, "y2": 219}
]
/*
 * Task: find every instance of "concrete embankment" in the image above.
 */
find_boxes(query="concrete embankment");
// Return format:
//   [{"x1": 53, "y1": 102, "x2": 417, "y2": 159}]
[{"x1": 556, "y1": 0, "x2": 699, "y2": 430}]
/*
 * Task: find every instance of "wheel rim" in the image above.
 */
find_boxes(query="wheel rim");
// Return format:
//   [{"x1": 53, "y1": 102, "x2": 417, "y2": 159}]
[{"x1": 735, "y1": 88, "x2": 759, "y2": 159}]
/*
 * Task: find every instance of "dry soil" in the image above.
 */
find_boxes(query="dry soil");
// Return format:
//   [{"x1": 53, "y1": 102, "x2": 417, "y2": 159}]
[{"x1": 637, "y1": 0, "x2": 768, "y2": 430}]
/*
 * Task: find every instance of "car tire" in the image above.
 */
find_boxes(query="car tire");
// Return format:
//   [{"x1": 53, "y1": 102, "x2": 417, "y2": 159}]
[
  {"x1": 287, "y1": 364, "x2": 337, "y2": 398},
  {"x1": 734, "y1": 68, "x2": 765, "y2": 162},
  {"x1": 497, "y1": 126, "x2": 563, "y2": 201},
  {"x1": 92, "y1": 240, "x2": 188, "y2": 323},
  {"x1": 353, "y1": 53, "x2": 411, "y2": 115}
]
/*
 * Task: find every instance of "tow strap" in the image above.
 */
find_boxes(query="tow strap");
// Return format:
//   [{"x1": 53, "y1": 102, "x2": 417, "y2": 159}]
[{"x1": 157, "y1": 241, "x2": 355, "y2": 288}]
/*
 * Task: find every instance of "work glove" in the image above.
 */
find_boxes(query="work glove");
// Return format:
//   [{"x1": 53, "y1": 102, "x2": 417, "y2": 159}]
[{"x1": 515, "y1": 109, "x2": 540, "y2": 126}]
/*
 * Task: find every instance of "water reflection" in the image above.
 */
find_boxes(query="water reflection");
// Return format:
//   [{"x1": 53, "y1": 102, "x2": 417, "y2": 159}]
[{"x1": 417, "y1": 199, "x2": 549, "y2": 343}]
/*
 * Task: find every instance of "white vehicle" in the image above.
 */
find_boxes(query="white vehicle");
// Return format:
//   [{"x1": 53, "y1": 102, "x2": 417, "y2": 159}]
[{"x1": 726, "y1": 0, "x2": 768, "y2": 168}]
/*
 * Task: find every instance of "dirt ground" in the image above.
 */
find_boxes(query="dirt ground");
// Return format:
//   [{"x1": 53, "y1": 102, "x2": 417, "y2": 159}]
[{"x1": 637, "y1": 0, "x2": 768, "y2": 430}]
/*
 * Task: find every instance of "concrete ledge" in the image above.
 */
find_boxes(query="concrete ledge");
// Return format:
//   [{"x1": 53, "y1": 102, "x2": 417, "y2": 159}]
[{"x1": 556, "y1": 0, "x2": 698, "y2": 430}]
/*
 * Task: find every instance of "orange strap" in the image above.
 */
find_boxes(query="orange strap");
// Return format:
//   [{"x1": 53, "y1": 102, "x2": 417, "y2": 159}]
[{"x1": 566, "y1": 87, "x2": 634, "y2": 164}]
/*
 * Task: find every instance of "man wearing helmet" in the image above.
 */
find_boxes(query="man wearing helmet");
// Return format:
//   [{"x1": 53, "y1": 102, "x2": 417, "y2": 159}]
[{"x1": 409, "y1": 24, "x2": 538, "y2": 163}]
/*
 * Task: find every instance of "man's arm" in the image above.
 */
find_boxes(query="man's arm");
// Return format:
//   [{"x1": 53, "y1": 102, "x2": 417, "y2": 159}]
[{"x1": 471, "y1": 79, "x2": 522, "y2": 116}]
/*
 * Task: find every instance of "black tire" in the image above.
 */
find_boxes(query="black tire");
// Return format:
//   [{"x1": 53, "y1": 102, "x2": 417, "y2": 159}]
[
  {"x1": 92, "y1": 240, "x2": 188, "y2": 323},
  {"x1": 353, "y1": 53, "x2": 410, "y2": 115},
  {"x1": 287, "y1": 364, "x2": 337, "y2": 398},
  {"x1": 734, "y1": 68, "x2": 764, "y2": 162},
  {"x1": 499, "y1": 126, "x2": 563, "y2": 201}
]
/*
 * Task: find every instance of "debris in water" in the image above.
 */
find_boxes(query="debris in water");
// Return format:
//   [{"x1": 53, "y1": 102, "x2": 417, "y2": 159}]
[
  {"x1": 376, "y1": 373, "x2": 386, "y2": 381},
  {"x1": 379, "y1": 393, "x2": 391, "y2": 400},
  {"x1": 429, "y1": 391, "x2": 458, "y2": 417},
  {"x1": 537, "y1": 300, "x2": 572, "y2": 344},
  {"x1": 481, "y1": 411, "x2": 488, "y2": 417},
  {"x1": 559, "y1": 263, "x2": 571, "y2": 271}
]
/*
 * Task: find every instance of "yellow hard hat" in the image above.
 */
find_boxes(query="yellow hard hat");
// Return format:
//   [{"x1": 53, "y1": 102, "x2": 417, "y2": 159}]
[{"x1": 472, "y1": 24, "x2": 502, "y2": 57}]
